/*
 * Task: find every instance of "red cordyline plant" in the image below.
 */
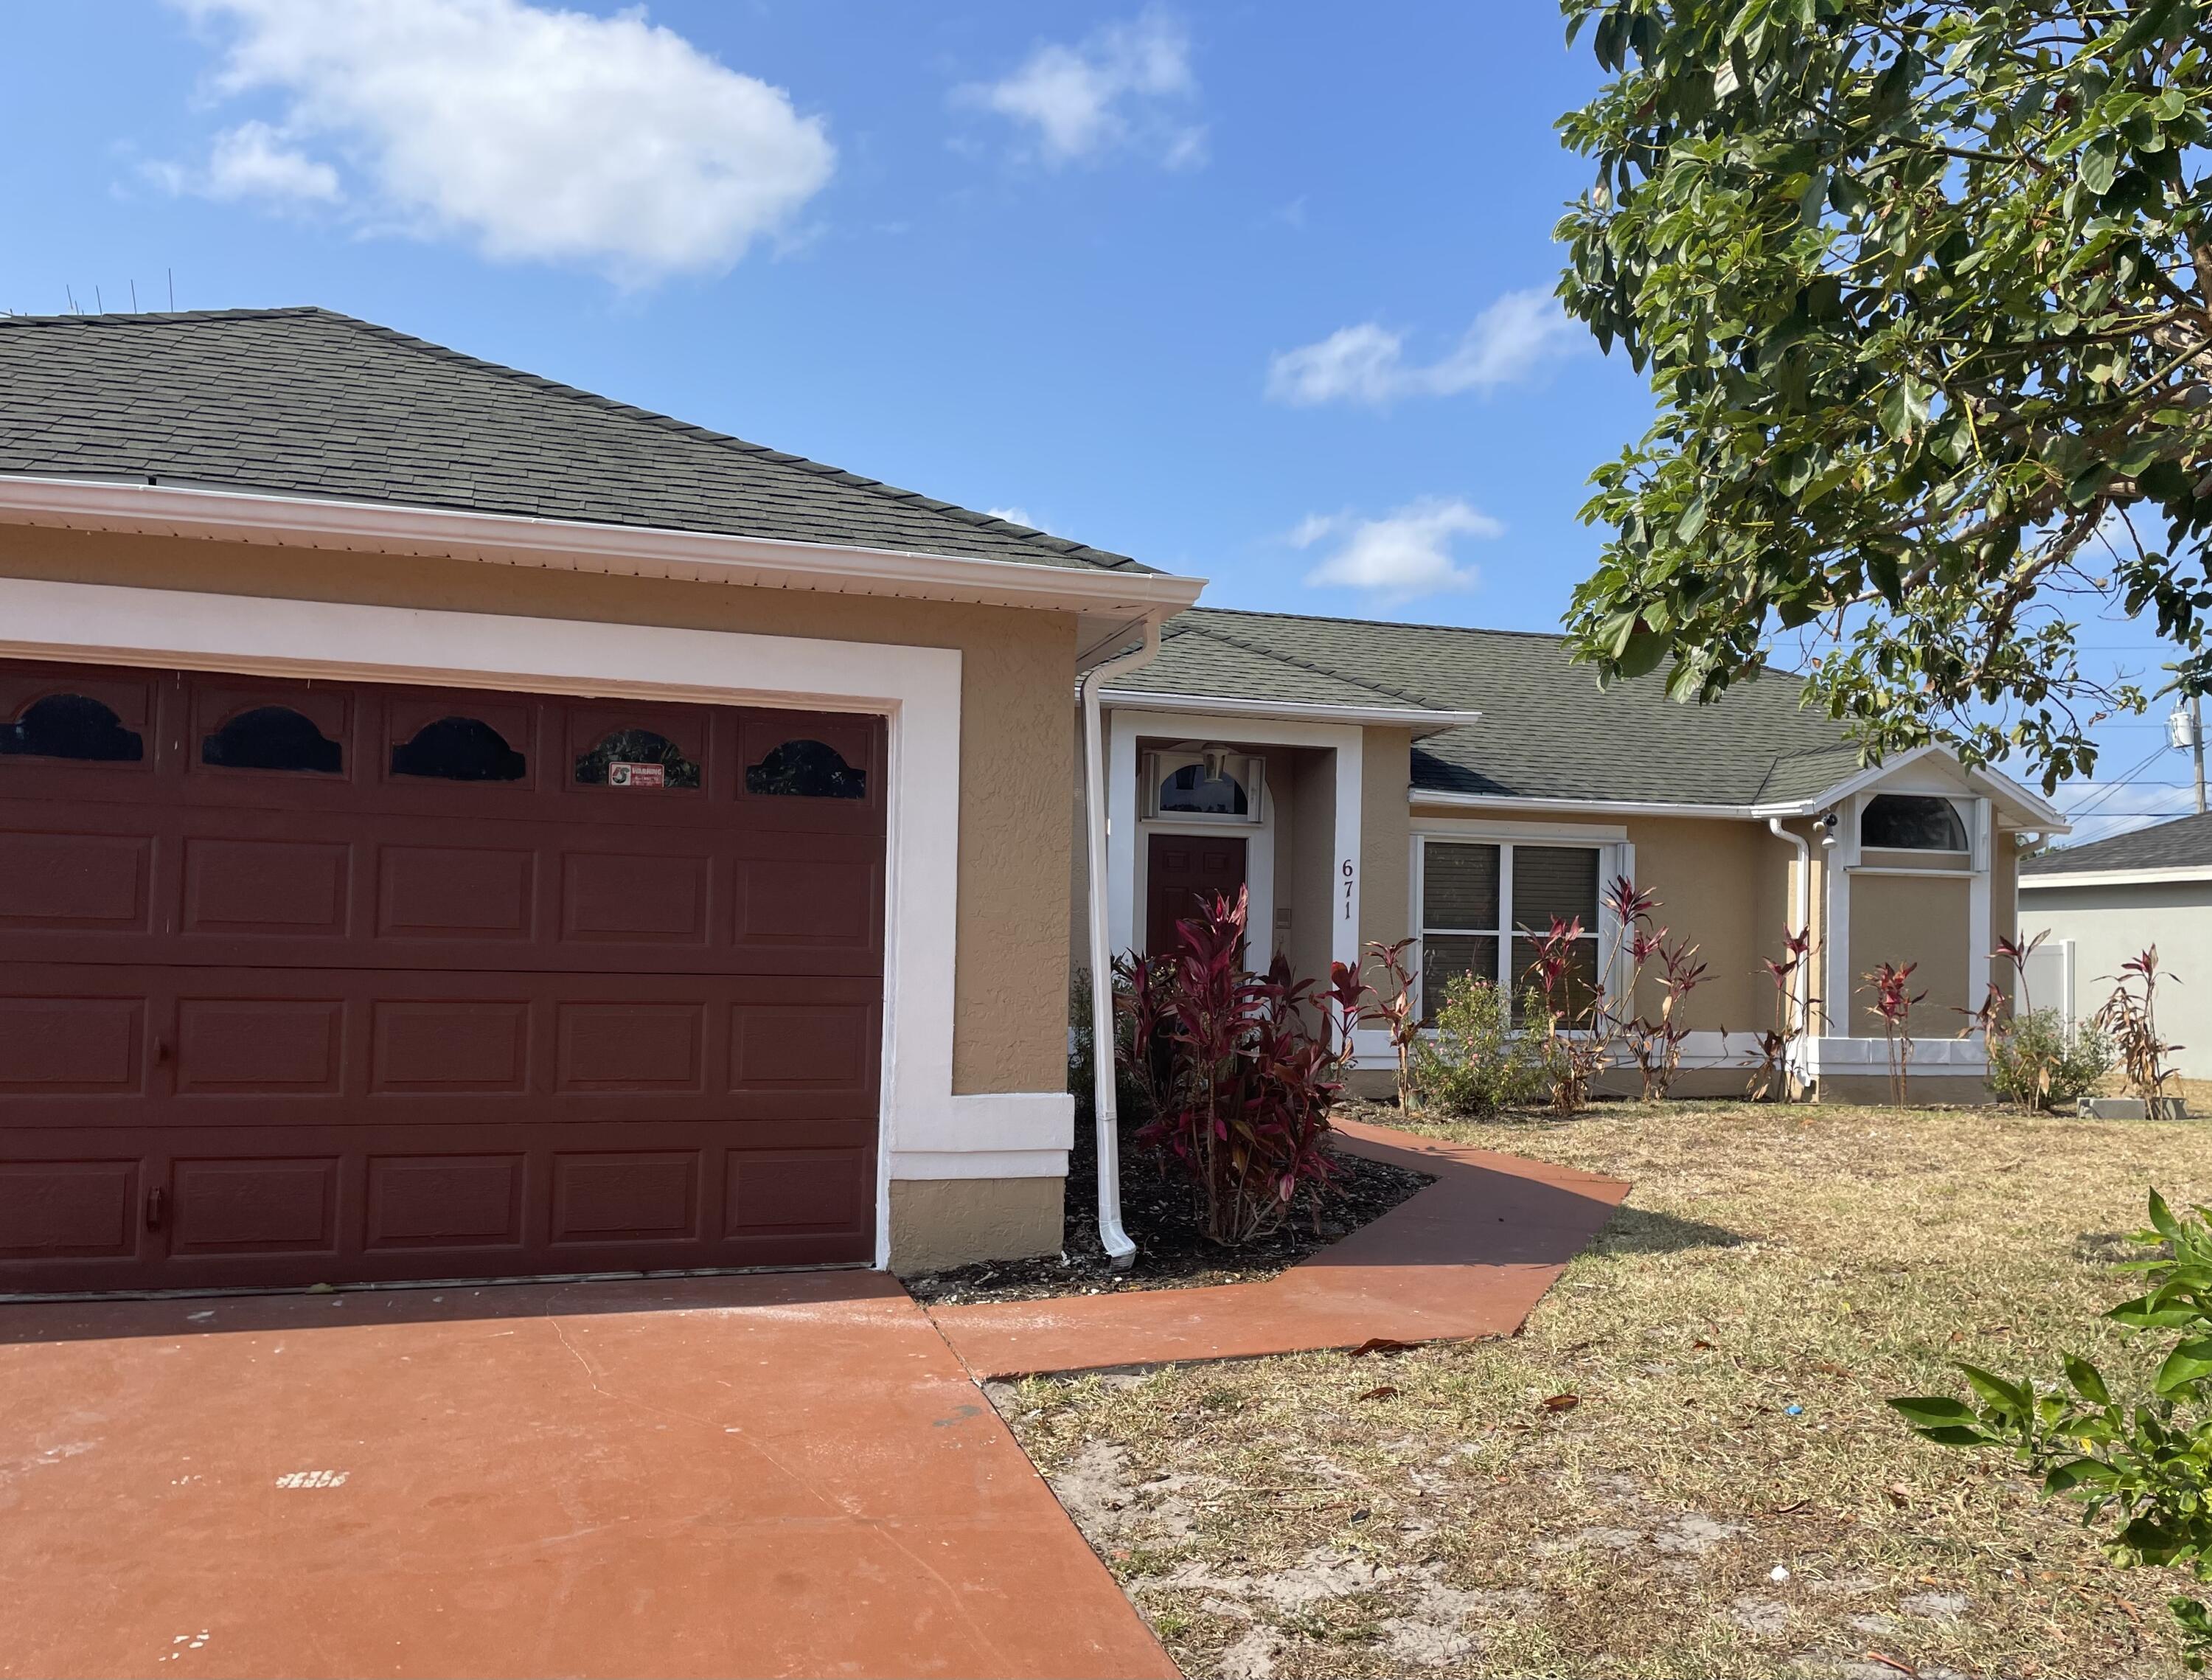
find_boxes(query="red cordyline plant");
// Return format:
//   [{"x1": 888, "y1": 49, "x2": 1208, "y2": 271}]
[
  {"x1": 1601, "y1": 875, "x2": 1708, "y2": 1101},
  {"x1": 2093, "y1": 946, "x2": 2183, "y2": 1108},
  {"x1": 1359, "y1": 937, "x2": 1421, "y2": 1108},
  {"x1": 1523, "y1": 914, "x2": 1612, "y2": 1115},
  {"x1": 1118, "y1": 886, "x2": 1352, "y2": 1246},
  {"x1": 1750, "y1": 927, "x2": 1814, "y2": 1101},
  {"x1": 1863, "y1": 960, "x2": 1927, "y2": 1105}
]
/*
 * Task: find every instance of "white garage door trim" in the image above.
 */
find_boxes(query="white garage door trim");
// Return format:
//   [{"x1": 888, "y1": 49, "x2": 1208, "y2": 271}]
[{"x1": 0, "y1": 574, "x2": 1065, "y2": 1270}]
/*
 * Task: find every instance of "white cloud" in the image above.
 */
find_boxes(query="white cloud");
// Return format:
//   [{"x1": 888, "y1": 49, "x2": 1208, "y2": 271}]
[
  {"x1": 167, "y1": 0, "x2": 835, "y2": 282},
  {"x1": 1293, "y1": 497, "x2": 1503, "y2": 600},
  {"x1": 985, "y1": 505, "x2": 1035, "y2": 528},
  {"x1": 957, "y1": 9, "x2": 1204, "y2": 169},
  {"x1": 1266, "y1": 288, "x2": 1581, "y2": 408},
  {"x1": 204, "y1": 119, "x2": 341, "y2": 202}
]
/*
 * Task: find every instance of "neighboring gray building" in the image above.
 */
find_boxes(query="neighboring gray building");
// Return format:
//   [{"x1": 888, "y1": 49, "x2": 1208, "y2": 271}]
[{"x1": 2018, "y1": 813, "x2": 2212, "y2": 1080}]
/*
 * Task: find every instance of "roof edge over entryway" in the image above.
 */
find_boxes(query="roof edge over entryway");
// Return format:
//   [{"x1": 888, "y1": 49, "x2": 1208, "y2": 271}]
[{"x1": 0, "y1": 474, "x2": 1209, "y2": 619}]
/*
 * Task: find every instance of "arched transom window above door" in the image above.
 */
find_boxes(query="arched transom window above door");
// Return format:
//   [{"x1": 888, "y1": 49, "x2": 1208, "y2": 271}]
[{"x1": 1140, "y1": 749, "x2": 1265, "y2": 825}]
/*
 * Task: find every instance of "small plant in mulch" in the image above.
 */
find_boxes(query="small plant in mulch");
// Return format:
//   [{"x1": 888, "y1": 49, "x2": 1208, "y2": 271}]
[{"x1": 1119, "y1": 886, "x2": 1359, "y2": 1247}]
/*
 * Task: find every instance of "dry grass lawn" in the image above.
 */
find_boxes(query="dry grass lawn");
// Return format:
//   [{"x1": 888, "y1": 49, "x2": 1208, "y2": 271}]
[{"x1": 993, "y1": 1102, "x2": 2212, "y2": 1679}]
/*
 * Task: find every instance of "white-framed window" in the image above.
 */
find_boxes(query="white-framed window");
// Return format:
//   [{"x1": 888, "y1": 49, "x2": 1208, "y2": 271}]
[
  {"x1": 1860, "y1": 793, "x2": 1968, "y2": 852},
  {"x1": 1416, "y1": 838, "x2": 1602, "y2": 1022},
  {"x1": 1139, "y1": 749, "x2": 1265, "y2": 826}
]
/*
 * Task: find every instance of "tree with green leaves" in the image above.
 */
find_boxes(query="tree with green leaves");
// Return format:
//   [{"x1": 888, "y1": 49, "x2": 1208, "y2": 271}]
[{"x1": 1556, "y1": 1, "x2": 2212, "y2": 791}]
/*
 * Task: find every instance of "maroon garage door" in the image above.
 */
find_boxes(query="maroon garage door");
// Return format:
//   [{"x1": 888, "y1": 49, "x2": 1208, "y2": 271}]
[{"x1": 0, "y1": 660, "x2": 886, "y2": 1294}]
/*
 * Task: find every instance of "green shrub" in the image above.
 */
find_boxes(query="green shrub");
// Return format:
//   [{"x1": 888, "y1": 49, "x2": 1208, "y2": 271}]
[
  {"x1": 1894, "y1": 1192, "x2": 2212, "y2": 1667},
  {"x1": 1409, "y1": 974, "x2": 1549, "y2": 1119},
  {"x1": 1988, "y1": 1008, "x2": 2115, "y2": 1111}
]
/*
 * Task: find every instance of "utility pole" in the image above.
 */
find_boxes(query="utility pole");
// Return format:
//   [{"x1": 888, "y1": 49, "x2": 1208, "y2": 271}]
[{"x1": 2195, "y1": 693, "x2": 2206, "y2": 816}]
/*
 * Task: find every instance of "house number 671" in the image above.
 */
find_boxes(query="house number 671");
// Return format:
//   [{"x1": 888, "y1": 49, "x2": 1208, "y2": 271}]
[{"x1": 1341, "y1": 858, "x2": 1355, "y2": 920}]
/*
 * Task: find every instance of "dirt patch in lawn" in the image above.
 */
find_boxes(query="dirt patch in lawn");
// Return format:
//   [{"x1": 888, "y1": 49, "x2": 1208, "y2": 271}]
[
  {"x1": 900, "y1": 1120, "x2": 1433, "y2": 1307},
  {"x1": 994, "y1": 1100, "x2": 2212, "y2": 1678}
]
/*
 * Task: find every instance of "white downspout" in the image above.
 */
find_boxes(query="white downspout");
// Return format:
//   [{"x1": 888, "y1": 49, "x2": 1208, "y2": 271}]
[
  {"x1": 1080, "y1": 618, "x2": 1163, "y2": 1268},
  {"x1": 1767, "y1": 817, "x2": 1812, "y2": 1079}
]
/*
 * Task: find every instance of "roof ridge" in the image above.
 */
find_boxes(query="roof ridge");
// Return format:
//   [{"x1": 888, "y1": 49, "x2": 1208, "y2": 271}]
[
  {"x1": 1180, "y1": 618, "x2": 1447, "y2": 711},
  {"x1": 0, "y1": 307, "x2": 1147, "y2": 576}
]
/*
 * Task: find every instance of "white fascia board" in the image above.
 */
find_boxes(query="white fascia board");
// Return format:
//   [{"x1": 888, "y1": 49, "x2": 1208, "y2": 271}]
[
  {"x1": 0, "y1": 473, "x2": 1208, "y2": 619},
  {"x1": 1101, "y1": 687, "x2": 1481, "y2": 736},
  {"x1": 2020, "y1": 864, "x2": 2212, "y2": 889},
  {"x1": 1411, "y1": 752, "x2": 2069, "y2": 830}
]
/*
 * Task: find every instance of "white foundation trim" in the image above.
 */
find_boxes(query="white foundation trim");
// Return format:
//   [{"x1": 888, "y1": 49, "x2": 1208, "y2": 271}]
[
  {"x1": 890, "y1": 1149, "x2": 1069, "y2": 1180},
  {"x1": 1804, "y1": 1035, "x2": 1989, "y2": 1072},
  {"x1": 0, "y1": 473, "x2": 1206, "y2": 618},
  {"x1": 0, "y1": 575, "x2": 988, "y2": 1271},
  {"x1": 893, "y1": 1091, "x2": 1074, "y2": 1156}
]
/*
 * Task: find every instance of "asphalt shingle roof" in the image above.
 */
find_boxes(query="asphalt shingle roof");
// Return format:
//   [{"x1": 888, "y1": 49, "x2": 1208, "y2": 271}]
[
  {"x1": 2022, "y1": 811, "x2": 2212, "y2": 876},
  {"x1": 0, "y1": 308, "x2": 1152, "y2": 575},
  {"x1": 1118, "y1": 607, "x2": 1860, "y2": 808}
]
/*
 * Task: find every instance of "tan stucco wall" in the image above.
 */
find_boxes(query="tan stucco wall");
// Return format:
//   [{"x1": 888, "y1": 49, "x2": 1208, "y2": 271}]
[
  {"x1": 1360, "y1": 728, "x2": 1412, "y2": 959},
  {"x1": 1848, "y1": 870, "x2": 1971, "y2": 1035},
  {"x1": 0, "y1": 526, "x2": 1077, "y2": 1100},
  {"x1": 888, "y1": 1177, "x2": 1062, "y2": 1273},
  {"x1": 1619, "y1": 816, "x2": 1796, "y2": 1032}
]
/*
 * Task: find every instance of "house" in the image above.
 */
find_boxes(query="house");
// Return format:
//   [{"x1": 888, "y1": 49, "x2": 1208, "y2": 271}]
[
  {"x1": 0, "y1": 307, "x2": 1200, "y2": 1291},
  {"x1": 2018, "y1": 813, "x2": 2212, "y2": 1078},
  {"x1": 1079, "y1": 609, "x2": 2067, "y2": 1105},
  {"x1": 0, "y1": 308, "x2": 2066, "y2": 1298}
]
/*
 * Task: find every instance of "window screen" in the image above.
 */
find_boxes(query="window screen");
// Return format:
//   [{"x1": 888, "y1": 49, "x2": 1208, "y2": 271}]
[
  {"x1": 1512, "y1": 846, "x2": 1599, "y2": 934},
  {"x1": 1422, "y1": 842, "x2": 1499, "y2": 931}
]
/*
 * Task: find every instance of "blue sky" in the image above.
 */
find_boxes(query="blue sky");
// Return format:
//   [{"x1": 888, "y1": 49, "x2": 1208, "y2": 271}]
[{"x1": 0, "y1": 0, "x2": 2192, "y2": 839}]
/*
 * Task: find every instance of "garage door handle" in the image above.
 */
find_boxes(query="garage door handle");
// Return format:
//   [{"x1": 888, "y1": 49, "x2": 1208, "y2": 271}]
[{"x1": 146, "y1": 1188, "x2": 167, "y2": 1232}]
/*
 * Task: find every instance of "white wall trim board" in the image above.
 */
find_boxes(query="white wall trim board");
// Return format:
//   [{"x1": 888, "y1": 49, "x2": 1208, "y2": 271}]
[
  {"x1": 0, "y1": 574, "x2": 1018, "y2": 1270},
  {"x1": 1803, "y1": 1035, "x2": 1989, "y2": 1073},
  {"x1": 0, "y1": 472, "x2": 1206, "y2": 619}
]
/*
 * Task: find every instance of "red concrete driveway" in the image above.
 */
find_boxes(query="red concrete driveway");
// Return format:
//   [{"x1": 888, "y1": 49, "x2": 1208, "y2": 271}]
[{"x1": 0, "y1": 1272, "x2": 1174, "y2": 1679}]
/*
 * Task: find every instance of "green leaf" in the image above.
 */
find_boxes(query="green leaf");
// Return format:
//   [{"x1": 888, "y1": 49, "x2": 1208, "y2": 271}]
[
  {"x1": 2081, "y1": 133, "x2": 2120, "y2": 195},
  {"x1": 2045, "y1": 1456, "x2": 2121, "y2": 1493},
  {"x1": 2155, "y1": 1338, "x2": 2212, "y2": 1397},
  {"x1": 2065, "y1": 1355, "x2": 2113, "y2": 1406},
  {"x1": 1958, "y1": 1364, "x2": 2031, "y2": 1416},
  {"x1": 1888, "y1": 1395, "x2": 1981, "y2": 1432},
  {"x1": 2150, "y1": 1190, "x2": 2184, "y2": 1243}
]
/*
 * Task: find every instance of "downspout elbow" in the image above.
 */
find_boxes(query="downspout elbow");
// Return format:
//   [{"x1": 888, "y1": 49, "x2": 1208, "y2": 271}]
[{"x1": 1079, "y1": 619, "x2": 1163, "y2": 1270}]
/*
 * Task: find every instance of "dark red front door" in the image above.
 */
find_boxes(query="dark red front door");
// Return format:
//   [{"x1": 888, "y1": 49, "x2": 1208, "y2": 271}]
[
  {"x1": 0, "y1": 660, "x2": 886, "y2": 1294},
  {"x1": 1145, "y1": 833, "x2": 1248, "y2": 957}
]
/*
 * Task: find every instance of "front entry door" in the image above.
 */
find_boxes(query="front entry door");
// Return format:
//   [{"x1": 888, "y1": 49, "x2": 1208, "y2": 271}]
[{"x1": 1145, "y1": 832, "x2": 1248, "y2": 957}]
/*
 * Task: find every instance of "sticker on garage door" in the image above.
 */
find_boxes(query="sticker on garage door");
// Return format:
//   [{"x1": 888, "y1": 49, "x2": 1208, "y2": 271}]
[{"x1": 608, "y1": 762, "x2": 665, "y2": 788}]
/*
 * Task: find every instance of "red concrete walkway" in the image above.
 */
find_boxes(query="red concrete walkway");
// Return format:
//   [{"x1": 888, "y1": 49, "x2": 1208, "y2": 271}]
[
  {"x1": 0, "y1": 1271, "x2": 1175, "y2": 1680},
  {"x1": 928, "y1": 1119, "x2": 1630, "y2": 1380}
]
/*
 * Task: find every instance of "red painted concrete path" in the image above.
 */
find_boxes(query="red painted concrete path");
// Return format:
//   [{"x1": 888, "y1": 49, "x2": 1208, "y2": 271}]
[
  {"x1": 928, "y1": 1119, "x2": 1631, "y2": 1380},
  {"x1": 0, "y1": 1271, "x2": 1175, "y2": 1680}
]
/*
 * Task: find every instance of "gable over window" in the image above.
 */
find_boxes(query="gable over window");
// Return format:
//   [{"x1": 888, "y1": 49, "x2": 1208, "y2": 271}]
[{"x1": 1862, "y1": 794, "x2": 1966, "y2": 851}]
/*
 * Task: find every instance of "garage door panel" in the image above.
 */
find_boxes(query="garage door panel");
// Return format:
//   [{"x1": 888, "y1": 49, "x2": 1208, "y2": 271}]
[
  {"x1": 169, "y1": 1157, "x2": 341, "y2": 1257},
  {"x1": 1, "y1": 666, "x2": 884, "y2": 1294},
  {"x1": 0, "y1": 997, "x2": 145, "y2": 1093},
  {"x1": 364, "y1": 1153, "x2": 527, "y2": 1251},
  {"x1": 0, "y1": 1161, "x2": 141, "y2": 1260},
  {"x1": 377, "y1": 844, "x2": 538, "y2": 940}
]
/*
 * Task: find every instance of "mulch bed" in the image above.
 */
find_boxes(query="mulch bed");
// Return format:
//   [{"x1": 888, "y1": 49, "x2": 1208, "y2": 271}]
[{"x1": 899, "y1": 1111, "x2": 1435, "y2": 1306}]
